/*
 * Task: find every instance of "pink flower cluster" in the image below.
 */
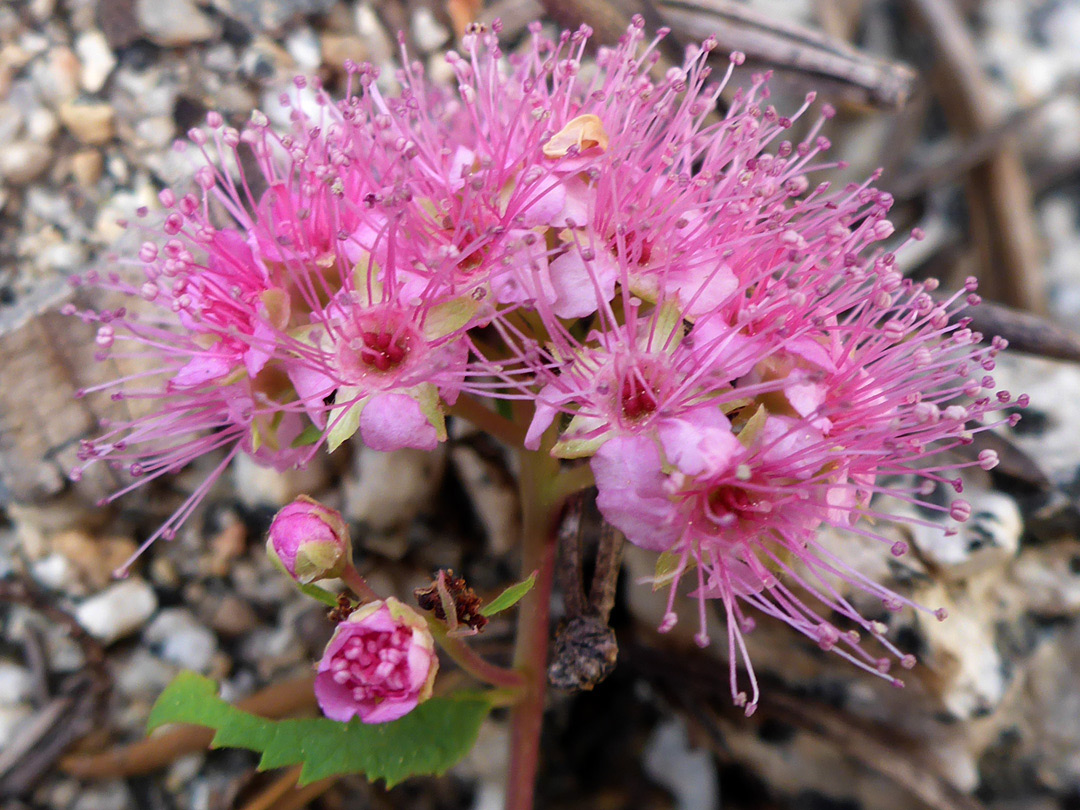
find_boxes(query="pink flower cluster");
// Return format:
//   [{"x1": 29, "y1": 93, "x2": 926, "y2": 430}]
[{"x1": 68, "y1": 18, "x2": 1022, "y2": 714}]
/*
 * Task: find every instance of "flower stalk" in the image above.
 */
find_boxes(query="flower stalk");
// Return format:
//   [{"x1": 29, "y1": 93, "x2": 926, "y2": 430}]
[
  {"x1": 428, "y1": 621, "x2": 527, "y2": 693},
  {"x1": 505, "y1": 444, "x2": 563, "y2": 810}
]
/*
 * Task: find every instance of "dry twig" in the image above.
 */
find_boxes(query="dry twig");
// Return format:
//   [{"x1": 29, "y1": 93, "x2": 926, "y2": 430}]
[
  {"x1": 904, "y1": 0, "x2": 1047, "y2": 315},
  {"x1": 0, "y1": 578, "x2": 110, "y2": 798},
  {"x1": 658, "y1": 0, "x2": 916, "y2": 109},
  {"x1": 59, "y1": 675, "x2": 317, "y2": 779},
  {"x1": 548, "y1": 496, "x2": 624, "y2": 691}
]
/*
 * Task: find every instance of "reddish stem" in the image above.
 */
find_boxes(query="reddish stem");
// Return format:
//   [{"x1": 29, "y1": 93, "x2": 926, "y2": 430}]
[
  {"x1": 340, "y1": 564, "x2": 379, "y2": 603},
  {"x1": 504, "y1": 450, "x2": 560, "y2": 810}
]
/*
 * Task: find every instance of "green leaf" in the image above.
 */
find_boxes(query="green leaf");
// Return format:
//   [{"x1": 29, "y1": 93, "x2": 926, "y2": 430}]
[
  {"x1": 480, "y1": 571, "x2": 536, "y2": 617},
  {"x1": 327, "y1": 388, "x2": 366, "y2": 453},
  {"x1": 652, "y1": 551, "x2": 694, "y2": 590},
  {"x1": 494, "y1": 398, "x2": 513, "y2": 420},
  {"x1": 147, "y1": 672, "x2": 492, "y2": 788},
  {"x1": 298, "y1": 582, "x2": 341, "y2": 607},
  {"x1": 290, "y1": 423, "x2": 324, "y2": 448}
]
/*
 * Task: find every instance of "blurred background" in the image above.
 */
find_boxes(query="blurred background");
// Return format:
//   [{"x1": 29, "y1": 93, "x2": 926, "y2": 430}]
[{"x1": 2, "y1": 0, "x2": 1080, "y2": 808}]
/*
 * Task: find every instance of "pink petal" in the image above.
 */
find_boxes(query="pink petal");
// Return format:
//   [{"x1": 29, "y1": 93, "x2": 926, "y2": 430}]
[
  {"x1": 549, "y1": 248, "x2": 617, "y2": 319},
  {"x1": 592, "y1": 436, "x2": 681, "y2": 551},
  {"x1": 170, "y1": 353, "x2": 235, "y2": 389},
  {"x1": 657, "y1": 408, "x2": 742, "y2": 477},
  {"x1": 359, "y1": 392, "x2": 439, "y2": 452}
]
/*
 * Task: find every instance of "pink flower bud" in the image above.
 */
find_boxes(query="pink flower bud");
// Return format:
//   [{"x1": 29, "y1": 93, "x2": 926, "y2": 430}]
[
  {"x1": 266, "y1": 495, "x2": 351, "y2": 584},
  {"x1": 315, "y1": 598, "x2": 438, "y2": 724}
]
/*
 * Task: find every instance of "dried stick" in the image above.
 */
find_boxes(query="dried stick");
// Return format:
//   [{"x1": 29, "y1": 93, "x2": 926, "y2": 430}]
[
  {"x1": 587, "y1": 521, "x2": 625, "y2": 623},
  {"x1": 60, "y1": 676, "x2": 317, "y2": 779},
  {"x1": 238, "y1": 766, "x2": 304, "y2": 810},
  {"x1": 266, "y1": 777, "x2": 335, "y2": 810},
  {"x1": 949, "y1": 295, "x2": 1080, "y2": 364},
  {"x1": 539, "y1": 0, "x2": 685, "y2": 70},
  {"x1": 905, "y1": 0, "x2": 1047, "y2": 315},
  {"x1": 889, "y1": 81, "x2": 1077, "y2": 202},
  {"x1": 657, "y1": 0, "x2": 916, "y2": 109},
  {"x1": 554, "y1": 493, "x2": 588, "y2": 619},
  {"x1": 0, "y1": 579, "x2": 110, "y2": 797}
]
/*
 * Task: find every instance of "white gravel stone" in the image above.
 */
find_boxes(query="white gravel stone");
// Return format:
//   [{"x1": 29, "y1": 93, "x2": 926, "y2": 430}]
[
  {"x1": 232, "y1": 451, "x2": 329, "y2": 509},
  {"x1": 75, "y1": 579, "x2": 159, "y2": 644},
  {"x1": 643, "y1": 717, "x2": 719, "y2": 810},
  {"x1": 912, "y1": 489, "x2": 1022, "y2": 580},
  {"x1": 114, "y1": 648, "x2": 179, "y2": 698},
  {"x1": 31, "y1": 553, "x2": 81, "y2": 592},
  {"x1": 136, "y1": 0, "x2": 221, "y2": 47},
  {"x1": 285, "y1": 27, "x2": 321, "y2": 71},
  {"x1": 75, "y1": 30, "x2": 116, "y2": 93},
  {"x1": 0, "y1": 661, "x2": 34, "y2": 706},
  {"x1": 410, "y1": 8, "x2": 449, "y2": 52},
  {"x1": 345, "y1": 444, "x2": 446, "y2": 532},
  {"x1": 25, "y1": 107, "x2": 58, "y2": 142},
  {"x1": 0, "y1": 140, "x2": 52, "y2": 184},
  {"x1": 144, "y1": 608, "x2": 219, "y2": 673}
]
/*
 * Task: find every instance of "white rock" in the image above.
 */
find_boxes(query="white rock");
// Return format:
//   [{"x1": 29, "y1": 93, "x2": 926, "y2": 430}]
[
  {"x1": 411, "y1": 8, "x2": 449, "y2": 52},
  {"x1": 31, "y1": 553, "x2": 80, "y2": 592},
  {"x1": 643, "y1": 717, "x2": 719, "y2": 810},
  {"x1": 917, "y1": 587, "x2": 1007, "y2": 720},
  {"x1": 994, "y1": 353, "x2": 1080, "y2": 487},
  {"x1": 912, "y1": 489, "x2": 1021, "y2": 580},
  {"x1": 353, "y1": 3, "x2": 393, "y2": 68},
  {"x1": 345, "y1": 444, "x2": 446, "y2": 532},
  {"x1": 0, "y1": 140, "x2": 51, "y2": 185},
  {"x1": 451, "y1": 444, "x2": 518, "y2": 554},
  {"x1": 454, "y1": 718, "x2": 509, "y2": 781},
  {"x1": 0, "y1": 662, "x2": 34, "y2": 706},
  {"x1": 0, "y1": 102, "x2": 25, "y2": 143},
  {"x1": 144, "y1": 608, "x2": 218, "y2": 673},
  {"x1": 31, "y1": 47, "x2": 79, "y2": 104},
  {"x1": 25, "y1": 107, "x2": 58, "y2": 142},
  {"x1": 1021, "y1": 624, "x2": 1080, "y2": 790},
  {"x1": 136, "y1": 0, "x2": 220, "y2": 47},
  {"x1": 285, "y1": 27, "x2": 321, "y2": 71},
  {"x1": 71, "y1": 779, "x2": 132, "y2": 810},
  {"x1": 134, "y1": 115, "x2": 176, "y2": 150},
  {"x1": 75, "y1": 579, "x2": 159, "y2": 644},
  {"x1": 232, "y1": 452, "x2": 329, "y2": 509},
  {"x1": 75, "y1": 31, "x2": 116, "y2": 93},
  {"x1": 1011, "y1": 544, "x2": 1080, "y2": 618},
  {"x1": 114, "y1": 648, "x2": 179, "y2": 698}
]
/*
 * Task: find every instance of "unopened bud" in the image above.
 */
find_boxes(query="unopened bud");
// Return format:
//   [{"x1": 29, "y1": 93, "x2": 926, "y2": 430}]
[{"x1": 267, "y1": 495, "x2": 351, "y2": 584}]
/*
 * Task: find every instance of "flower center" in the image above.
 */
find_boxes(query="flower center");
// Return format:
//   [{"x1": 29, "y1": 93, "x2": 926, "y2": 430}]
[
  {"x1": 620, "y1": 372, "x2": 659, "y2": 420},
  {"x1": 329, "y1": 627, "x2": 413, "y2": 701},
  {"x1": 357, "y1": 329, "x2": 409, "y2": 372},
  {"x1": 610, "y1": 229, "x2": 653, "y2": 266},
  {"x1": 704, "y1": 483, "x2": 769, "y2": 530}
]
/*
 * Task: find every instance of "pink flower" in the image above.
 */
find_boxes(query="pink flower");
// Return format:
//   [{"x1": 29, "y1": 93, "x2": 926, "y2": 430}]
[
  {"x1": 315, "y1": 598, "x2": 438, "y2": 724},
  {"x1": 581, "y1": 273, "x2": 1019, "y2": 714},
  {"x1": 267, "y1": 495, "x2": 351, "y2": 584}
]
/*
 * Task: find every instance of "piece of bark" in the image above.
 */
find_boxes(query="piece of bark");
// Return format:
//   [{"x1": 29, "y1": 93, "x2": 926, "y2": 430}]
[{"x1": 0, "y1": 283, "x2": 122, "y2": 506}]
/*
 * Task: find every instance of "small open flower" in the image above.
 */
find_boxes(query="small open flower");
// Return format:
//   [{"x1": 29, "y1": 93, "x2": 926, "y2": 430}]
[
  {"x1": 267, "y1": 495, "x2": 351, "y2": 584},
  {"x1": 315, "y1": 598, "x2": 438, "y2": 724}
]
